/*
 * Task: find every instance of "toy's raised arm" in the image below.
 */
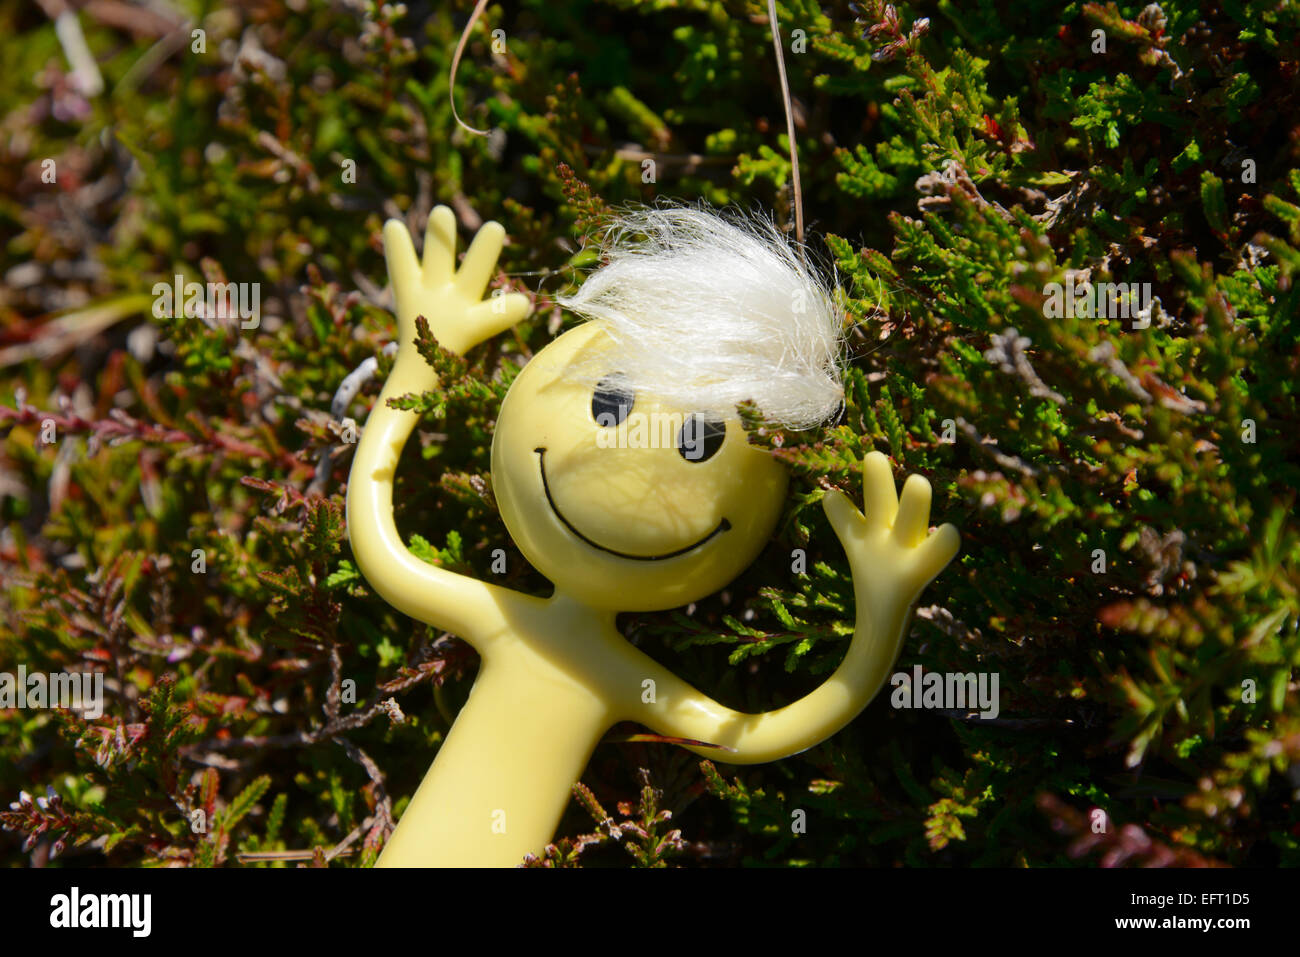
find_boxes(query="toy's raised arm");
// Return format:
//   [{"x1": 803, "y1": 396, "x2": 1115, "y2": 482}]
[
  {"x1": 346, "y1": 207, "x2": 530, "y2": 644},
  {"x1": 628, "y1": 452, "x2": 960, "y2": 764}
]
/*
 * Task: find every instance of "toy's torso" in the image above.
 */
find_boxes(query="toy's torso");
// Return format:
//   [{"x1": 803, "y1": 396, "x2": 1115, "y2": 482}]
[{"x1": 375, "y1": 593, "x2": 654, "y2": 867}]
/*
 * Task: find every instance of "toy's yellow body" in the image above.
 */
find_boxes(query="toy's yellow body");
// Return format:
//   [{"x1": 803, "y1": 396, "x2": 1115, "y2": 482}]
[{"x1": 347, "y1": 208, "x2": 960, "y2": 867}]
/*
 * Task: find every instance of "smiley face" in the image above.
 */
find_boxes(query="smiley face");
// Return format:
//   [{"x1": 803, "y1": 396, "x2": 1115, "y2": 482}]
[{"x1": 491, "y1": 322, "x2": 789, "y2": 610}]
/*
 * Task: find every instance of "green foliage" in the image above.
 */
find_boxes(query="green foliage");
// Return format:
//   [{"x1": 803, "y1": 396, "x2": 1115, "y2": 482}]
[
  {"x1": 2, "y1": 0, "x2": 1299, "y2": 867},
  {"x1": 524, "y1": 770, "x2": 685, "y2": 867}
]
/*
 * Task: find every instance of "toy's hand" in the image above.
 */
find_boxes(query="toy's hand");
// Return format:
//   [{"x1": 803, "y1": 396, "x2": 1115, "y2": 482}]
[
  {"x1": 382, "y1": 205, "x2": 531, "y2": 357},
  {"x1": 823, "y1": 451, "x2": 961, "y2": 612},
  {"x1": 627, "y1": 450, "x2": 960, "y2": 764}
]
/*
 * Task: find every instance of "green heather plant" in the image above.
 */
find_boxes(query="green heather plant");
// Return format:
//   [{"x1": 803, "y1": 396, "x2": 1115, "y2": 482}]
[{"x1": 1, "y1": 0, "x2": 1298, "y2": 867}]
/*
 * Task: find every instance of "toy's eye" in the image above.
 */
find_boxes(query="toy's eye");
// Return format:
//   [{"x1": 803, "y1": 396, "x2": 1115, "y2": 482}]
[
  {"x1": 592, "y1": 374, "x2": 634, "y2": 427},
  {"x1": 678, "y1": 415, "x2": 726, "y2": 462}
]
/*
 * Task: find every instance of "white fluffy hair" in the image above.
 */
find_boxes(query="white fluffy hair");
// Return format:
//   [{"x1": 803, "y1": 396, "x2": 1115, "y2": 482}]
[{"x1": 558, "y1": 204, "x2": 845, "y2": 430}]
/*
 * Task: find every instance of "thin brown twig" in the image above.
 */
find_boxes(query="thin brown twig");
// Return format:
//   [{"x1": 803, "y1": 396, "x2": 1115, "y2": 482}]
[
  {"x1": 766, "y1": 0, "x2": 804, "y2": 249},
  {"x1": 449, "y1": 0, "x2": 493, "y2": 136}
]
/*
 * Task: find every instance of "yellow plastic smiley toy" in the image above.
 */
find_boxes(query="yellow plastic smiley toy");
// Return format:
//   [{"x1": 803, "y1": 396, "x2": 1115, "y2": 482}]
[{"x1": 346, "y1": 206, "x2": 961, "y2": 867}]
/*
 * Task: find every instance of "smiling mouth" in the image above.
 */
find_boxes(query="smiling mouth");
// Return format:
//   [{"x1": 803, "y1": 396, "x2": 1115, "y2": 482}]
[{"x1": 534, "y1": 447, "x2": 730, "y2": 561}]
